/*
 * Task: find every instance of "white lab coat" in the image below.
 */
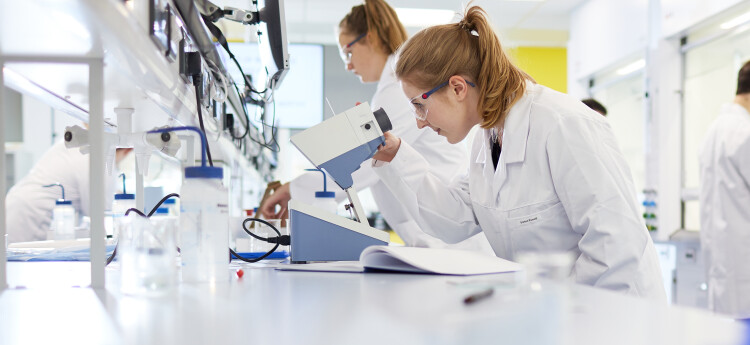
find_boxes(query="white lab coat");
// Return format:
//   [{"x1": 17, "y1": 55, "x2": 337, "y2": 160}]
[
  {"x1": 699, "y1": 103, "x2": 750, "y2": 318},
  {"x1": 5, "y1": 141, "x2": 114, "y2": 243},
  {"x1": 291, "y1": 55, "x2": 493, "y2": 253},
  {"x1": 374, "y1": 83, "x2": 666, "y2": 300}
]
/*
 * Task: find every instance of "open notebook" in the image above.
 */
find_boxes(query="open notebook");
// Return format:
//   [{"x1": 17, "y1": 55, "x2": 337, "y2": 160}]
[{"x1": 276, "y1": 245, "x2": 523, "y2": 276}]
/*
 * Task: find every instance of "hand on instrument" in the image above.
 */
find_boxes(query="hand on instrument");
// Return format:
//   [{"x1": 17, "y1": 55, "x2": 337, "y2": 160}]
[{"x1": 372, "y1": 132, "x2": 401, "y2": 163}]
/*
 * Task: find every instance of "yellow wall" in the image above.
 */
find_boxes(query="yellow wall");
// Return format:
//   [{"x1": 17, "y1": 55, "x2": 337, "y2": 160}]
[{"x1": 508, "y1": 47, "x2": 567, "y2": 93}]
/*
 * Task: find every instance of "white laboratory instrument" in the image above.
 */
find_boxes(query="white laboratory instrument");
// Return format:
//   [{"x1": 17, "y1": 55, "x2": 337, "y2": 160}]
[{"x1": 288, "y1": 103, "x2": 391, "y2": 262}]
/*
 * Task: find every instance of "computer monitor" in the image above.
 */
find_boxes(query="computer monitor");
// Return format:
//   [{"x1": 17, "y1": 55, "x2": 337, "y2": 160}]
[
  {"x1": 226, "y1": 43, "x2": 323, "y2": 129},
  {"x1": 257, "y1": 0, "x2": 289, "y2": 90}
]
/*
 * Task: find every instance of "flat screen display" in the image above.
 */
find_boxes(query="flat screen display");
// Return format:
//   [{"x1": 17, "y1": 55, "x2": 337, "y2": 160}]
[{"x1": 226, "y1": 43, "x2": 323, "y2": 129}]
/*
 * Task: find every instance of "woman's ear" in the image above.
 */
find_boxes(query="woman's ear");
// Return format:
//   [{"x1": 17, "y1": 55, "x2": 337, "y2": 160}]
[{"x1": 449, "y1": 75, "x2": 470, "y2": 101}]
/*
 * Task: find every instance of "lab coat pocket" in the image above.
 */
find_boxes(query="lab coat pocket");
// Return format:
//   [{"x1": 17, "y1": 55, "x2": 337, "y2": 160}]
[
  {"x1": 506, "y1": 199, "x2": 577, "y2": 255},
  {"x1": 506, "y1": 198, "x2": 562, "y2": 224}
]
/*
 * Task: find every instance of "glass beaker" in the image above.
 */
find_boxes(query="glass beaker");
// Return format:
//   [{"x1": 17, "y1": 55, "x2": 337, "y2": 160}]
[
  {"x1": 250, "y1": 219, "x2": 282, "y2": 253},
  {"x1": 515, "y1": 251, "x2": 575, "y2": 288},
  {"x1": 119, "y1": 215, "x2": 178, "y2": 296}
]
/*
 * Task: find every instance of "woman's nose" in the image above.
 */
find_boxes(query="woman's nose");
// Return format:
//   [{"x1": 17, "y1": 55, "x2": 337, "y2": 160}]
[
  {"x1": 416, "y1": 118, "x2": 428, "y2": 129},
  {"x1": 346, "y1": 62, "x2": 354, "y2": 71}
]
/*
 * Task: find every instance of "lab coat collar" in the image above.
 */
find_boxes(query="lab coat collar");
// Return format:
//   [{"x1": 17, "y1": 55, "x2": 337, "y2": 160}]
[
  {"x1": 501, "y1": 83, "x2": 535, "y2": 164},
  {"x1": 376, "y1": 55, "x2": 397, "y2": 94},
  {"x1": 723, "y1": 102, "x2": 750, "y2": 118},
  {"x1": 474, "y1": 82, "x2": 535, "y2": 165}
]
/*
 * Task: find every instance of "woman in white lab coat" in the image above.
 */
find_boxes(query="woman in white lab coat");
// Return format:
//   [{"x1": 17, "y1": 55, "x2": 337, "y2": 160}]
[
  {"x1": 6, "y1": 141, "x2": 126, "y2": 243},
  {"x1": 371, "y1": 6, "x2": 666, "y2": 299},
  {"x1": 260, "y1": 0, "x2": 492, "y2": 253},
  {"x1": 699, "y1": 60, "x2": 750, "y2": 319},
  {"x1": 5, "y1": 141, "x2": 90, "y2": 243}
]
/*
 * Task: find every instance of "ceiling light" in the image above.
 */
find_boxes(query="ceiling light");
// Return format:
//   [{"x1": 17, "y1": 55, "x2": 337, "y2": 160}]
[
  {"x1": 394, "y1": 8, "x2": 455, "y2": 27},
  {"x1": 616, "y1": 59, "x2": 645, "y2": 75},
  {"x1": 720, "y1": 11, "x2": 750, "y2": 30}
]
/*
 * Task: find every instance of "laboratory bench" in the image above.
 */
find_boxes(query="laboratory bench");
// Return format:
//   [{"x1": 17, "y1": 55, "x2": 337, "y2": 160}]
[{"x1": 0, "y1": 260, "x2": 746, "y2": 345}]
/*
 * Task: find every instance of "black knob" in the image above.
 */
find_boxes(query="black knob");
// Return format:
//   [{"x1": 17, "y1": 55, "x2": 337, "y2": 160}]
[
  {"x1": 364, "y1": 123, "x2": 371, "y2": 130},
  {"x1": 373, "y1": 108, "x2": 392, "y2": 133},
  {"x1": 64, "y1": 131, "x2": 72, "y2": 142},
  {"x1": 161, "y1": 132, "x2": 171, "y2": 142}
]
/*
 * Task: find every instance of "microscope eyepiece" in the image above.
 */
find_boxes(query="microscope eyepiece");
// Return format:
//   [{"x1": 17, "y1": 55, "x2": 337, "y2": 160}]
[{"x1": 373, "y1": 108, "x2": 392, "y2": 133}]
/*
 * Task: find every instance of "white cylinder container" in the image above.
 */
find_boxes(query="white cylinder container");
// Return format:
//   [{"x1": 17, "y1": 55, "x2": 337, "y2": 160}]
[
  {"x1": 180, "y1": 166, "x2": 229, "y2": 284},
  {"x1": 314, "y1": 192, "x2": 338, "y2": 215},
  {"x1": 112, "y1": 194, "x2": 135, "y2": 239},
  {"x1": 51, "y1": 201, "x2": 75, "y2": 240}
]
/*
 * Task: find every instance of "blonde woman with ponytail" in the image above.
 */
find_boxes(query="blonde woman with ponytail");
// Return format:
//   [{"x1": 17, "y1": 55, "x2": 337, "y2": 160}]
[
  {"x1": 260, "y1": 0, "x2": 493, "y2": 253},
  {"x1": 372, "y1": 6, "x2": 666, "y2": 300}
]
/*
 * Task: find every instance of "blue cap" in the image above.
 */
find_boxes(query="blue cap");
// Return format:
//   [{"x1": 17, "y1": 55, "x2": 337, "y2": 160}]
[
  {"x1": 115, "y1": 193, "x2": 135, "y2": 200},
  {"x1": 185, "y1": 166, "x2": 223, "y2": 179},
  {"x1": 163, "y1": 199, "x2": 176, "y2": 205},
  {"x1": 155, "y1": 207, "x2": 169, "y2": 214},
  {"x1": 55, "y1": 199, "x2": 72, "y2": 205},
  {"x1": 315, "y1": 191, "x2": 335, "y2": 198}
]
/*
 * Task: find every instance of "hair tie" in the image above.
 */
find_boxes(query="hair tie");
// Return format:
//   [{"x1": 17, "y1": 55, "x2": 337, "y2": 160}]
[{"x1": 459, "y1": 20, "x2": 473, "y2": 33}]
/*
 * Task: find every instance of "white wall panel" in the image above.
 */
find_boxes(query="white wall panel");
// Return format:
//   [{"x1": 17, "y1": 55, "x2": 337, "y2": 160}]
[{"x1": 568, "y1": 0, "x2": 649, "y2": 97}]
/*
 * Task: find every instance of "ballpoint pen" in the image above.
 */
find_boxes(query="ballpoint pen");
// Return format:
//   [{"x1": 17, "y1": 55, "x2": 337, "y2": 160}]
[{"x1": 463, "y1": 288, "x2": 494, "y2": 304}]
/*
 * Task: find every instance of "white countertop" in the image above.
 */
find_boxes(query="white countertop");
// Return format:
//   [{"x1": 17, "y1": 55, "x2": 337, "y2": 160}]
[{"x1": 0, "y1": 260, "x2": 745, "y2": 345}]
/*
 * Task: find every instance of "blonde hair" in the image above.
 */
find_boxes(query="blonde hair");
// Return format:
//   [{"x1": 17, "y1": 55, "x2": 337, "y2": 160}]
[
  {"x1": 338, "y1": 0, "x2": 408, "y2": 55},
  {"x1": 395, "y1": 6, "x2": 533, "y2": 129}
]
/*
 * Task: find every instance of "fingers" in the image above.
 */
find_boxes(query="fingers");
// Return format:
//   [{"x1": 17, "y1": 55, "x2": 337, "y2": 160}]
[
  {"x1": 259, "y1": 202, "x2": 277, "y2": 218},
  {"x1": 260, "y1": 182, "x2": 291, "y2": 219}
]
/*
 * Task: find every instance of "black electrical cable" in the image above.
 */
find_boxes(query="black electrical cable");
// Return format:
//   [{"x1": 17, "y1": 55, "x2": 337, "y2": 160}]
[
  {"x1": 194, "y1": 80, "x2": 214, "y2": 167},
  {"x1": 198, "y1": 12, "x2": 282, "y2": 151},
  {"x1": 267, "y1": 91, "x2": 279, "y2": 149},
  {"x1": 105, "y1": 198, "x2": 289, "y2": 266},
  {"x1": 105, "y1": 195, "x2": 181, "y2": 266},
  {"x1": 229, "y1": 81, "x2": 251, "y2": 140},
  {"x1": 147, "y1": 193, "x2": 180, "y2": 217},
  {"x1": 230, "y1": 218, "x2": 289, "y2": 263},
  {"x1": 105, "y1": 207, "x2": 148, "y2": 265},
  {"x1": 125, "y1": 208, "x2": 147, "y2": 217}
]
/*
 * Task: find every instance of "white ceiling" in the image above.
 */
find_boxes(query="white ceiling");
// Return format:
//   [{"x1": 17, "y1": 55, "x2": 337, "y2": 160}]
[
  {"x1": 283, "y1": 0, "x2": 588, "y2": 45},
  {"x1": 215, "y1": 0, "x2": 588, "y2": 46}
]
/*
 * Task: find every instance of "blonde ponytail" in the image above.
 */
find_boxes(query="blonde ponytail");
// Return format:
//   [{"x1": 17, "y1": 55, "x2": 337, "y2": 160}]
[
  {"x1": 396, "y1": 6, "x2": 533, "y2": 129},
  {"x1": 339, "y1": 0, "x2": 408, "y2": 55}
]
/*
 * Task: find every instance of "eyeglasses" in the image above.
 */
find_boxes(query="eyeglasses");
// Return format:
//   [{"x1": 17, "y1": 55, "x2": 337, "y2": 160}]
[
  {"x1": 409, "y1": 79, "x2": 476, "y2": 121},
  {"x1": 339, "y1": 32, "x2": 367, "y2": 64}
]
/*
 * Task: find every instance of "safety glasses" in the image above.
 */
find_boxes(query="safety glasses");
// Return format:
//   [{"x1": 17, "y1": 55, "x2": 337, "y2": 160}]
[
  {"x1": 408, "y1": 79, "x2": 476, "y2": 121},
  {"x1": 339, "y1": 32, "x2": 367, "y2": 64}
]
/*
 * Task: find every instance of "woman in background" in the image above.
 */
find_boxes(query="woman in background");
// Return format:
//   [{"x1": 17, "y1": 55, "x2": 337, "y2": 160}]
[{"x1": 260, "y1": 0, "x2": 492, "y2": 253}]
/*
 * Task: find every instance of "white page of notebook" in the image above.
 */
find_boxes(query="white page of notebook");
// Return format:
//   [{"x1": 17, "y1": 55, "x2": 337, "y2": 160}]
[{"x1": 360, "y1": 246, "x2": 524, "y2": 275}]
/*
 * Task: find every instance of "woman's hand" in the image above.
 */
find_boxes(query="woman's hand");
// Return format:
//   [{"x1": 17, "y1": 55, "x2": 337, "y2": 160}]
[
  {"x1": 372, "y1": 132, "x2": 401, "y2": 163},
  {"x1": 259, "y1": 182, "x2": 291, "y2": 219}
]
